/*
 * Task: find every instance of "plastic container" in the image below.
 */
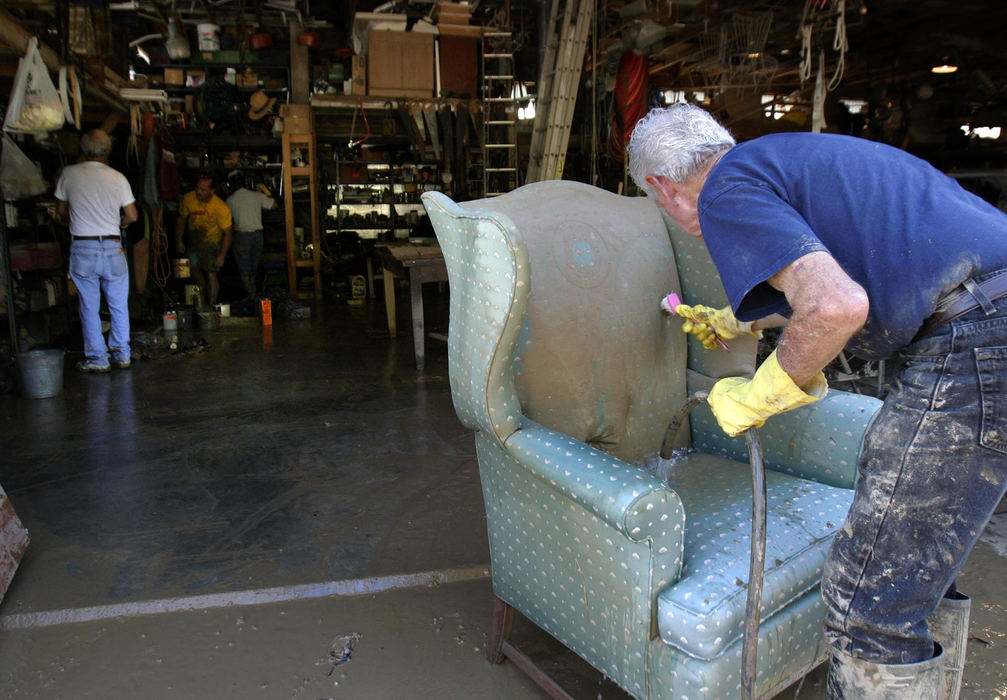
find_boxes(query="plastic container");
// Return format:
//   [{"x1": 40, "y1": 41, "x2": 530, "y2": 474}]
[
  {"x1": 163, "y1": 311, "x2": 178, "y2": 332},
  {"x1": 197, "y1": 23, "x2": 220, "y2": 51},
  {"x1": 14, "y1": 348, "x2": 64, "y2": 399}
]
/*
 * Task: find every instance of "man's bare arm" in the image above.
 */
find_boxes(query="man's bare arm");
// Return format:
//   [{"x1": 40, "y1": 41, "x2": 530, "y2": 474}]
[{"x1": 767, "y1": 251, "x2": 869, "y2": 386}]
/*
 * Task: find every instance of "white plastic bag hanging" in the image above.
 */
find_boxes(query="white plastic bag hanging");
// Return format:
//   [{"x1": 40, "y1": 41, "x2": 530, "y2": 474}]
[
  {"x1": 0, "y1": 134, "x2": 48, "y2": 200},
  {"x1": 3, "y1": 38, "x2": 65, "y2": 133}
]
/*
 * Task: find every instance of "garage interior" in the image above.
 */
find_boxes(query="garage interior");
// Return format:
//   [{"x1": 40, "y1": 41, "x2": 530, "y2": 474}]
[{"x1": 1, "y1": 0, "x2": 1006, "y2": 698}]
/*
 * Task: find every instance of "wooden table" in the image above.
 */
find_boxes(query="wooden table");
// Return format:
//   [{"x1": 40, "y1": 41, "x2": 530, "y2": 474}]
[{"x1": 373, "y1": 243, "x2": 447, "y2": 371}]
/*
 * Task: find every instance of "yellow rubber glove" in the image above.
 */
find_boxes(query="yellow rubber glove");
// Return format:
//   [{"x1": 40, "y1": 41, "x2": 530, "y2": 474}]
[
  {"x1": 257, "y1": 184, "x2": 274, "y2": 197},
  {"x1": 675, "y1": 303, "x2": 762, "y2": 350},
  {"x1": 708, "y1": 349, "x2": 828, "y2": 437}
]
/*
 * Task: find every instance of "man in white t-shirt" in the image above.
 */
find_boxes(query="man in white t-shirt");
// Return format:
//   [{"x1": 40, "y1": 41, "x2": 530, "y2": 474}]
[
  {"x1": 225, "y1": 177, "x2": 275, "y2": 301},
  {"x1": 55, "y1": 129, "x2": 138, "y2": 373}
]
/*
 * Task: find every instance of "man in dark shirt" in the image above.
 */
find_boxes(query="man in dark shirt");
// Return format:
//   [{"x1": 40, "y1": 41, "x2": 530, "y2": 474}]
[{"x1": 628, "y1": 103, "x2": 1007, "y2": 698}]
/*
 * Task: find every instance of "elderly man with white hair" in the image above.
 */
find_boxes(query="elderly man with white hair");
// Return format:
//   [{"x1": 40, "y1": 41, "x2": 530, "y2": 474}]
[
  {"x1": 628, "y1": 103, "x2": 1007, "y2": 699},
  {"x1": 55, "y1": 129, "x2": 137, "y2": 373}
]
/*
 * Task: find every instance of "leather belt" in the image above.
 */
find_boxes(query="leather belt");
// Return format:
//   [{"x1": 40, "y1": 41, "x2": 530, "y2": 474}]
[
  {"x1": 916, "y1": 270, "x2": 1007, "y2": 339},
  {"x1": 72, "y1": 235, "x2": 120, "y2": 242}
]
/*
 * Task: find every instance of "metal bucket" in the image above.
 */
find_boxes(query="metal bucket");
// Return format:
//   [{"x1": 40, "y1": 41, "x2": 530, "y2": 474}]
[
  {"x1": 197, "y1": 310, "x2": 220, "y2": 331},
  {"x1": 175, "y1": 305, "x2": 196, "y2": 330},
  {"x1": 14, "y1": 348, "x2": 64, "y2": 399}
]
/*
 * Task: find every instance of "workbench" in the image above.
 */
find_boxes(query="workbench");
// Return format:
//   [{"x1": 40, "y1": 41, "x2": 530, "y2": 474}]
[{"x1": 373, "y1": 242, "x2": 447, "y2": 370}]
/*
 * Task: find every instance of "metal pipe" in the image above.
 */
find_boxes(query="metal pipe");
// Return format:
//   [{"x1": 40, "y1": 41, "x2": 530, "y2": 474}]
[{"x1": 660, "y1": 391, "x2": 766, "y2": 700}]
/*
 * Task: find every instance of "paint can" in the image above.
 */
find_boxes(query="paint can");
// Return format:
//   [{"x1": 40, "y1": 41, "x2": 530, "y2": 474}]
[
  {"x1": 197, "y1": 23, "x2": 220, "y2": 52},
  {"x1": 174, "y1": 258, "x2": 191, "y2": 279},
  {"x1": 348, "y1": 274, "x2": 366, "y2": 306},
  {"x1": 162, "y1": 311, "x2": 178, "y2": 332}
]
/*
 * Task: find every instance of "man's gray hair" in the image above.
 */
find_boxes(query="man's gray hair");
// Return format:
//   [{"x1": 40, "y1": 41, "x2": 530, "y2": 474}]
[
  {"x1": 80, "y1": 129, "x2": 112, "y2": 158},
  {"x1": 627, "y1": 103, "x2": 736, "y2": 197}
]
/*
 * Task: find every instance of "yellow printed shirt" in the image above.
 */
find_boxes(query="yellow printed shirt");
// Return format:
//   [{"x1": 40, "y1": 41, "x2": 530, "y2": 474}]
[{"x1": 179, "y1": 192, "x2": 232, "y2": 247}]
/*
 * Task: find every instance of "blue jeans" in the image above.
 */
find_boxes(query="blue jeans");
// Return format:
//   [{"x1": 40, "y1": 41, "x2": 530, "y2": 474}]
[
  {"x1": 69, "y1": 238, "x2": 130, "y2": 365},
  {"x1": 231, "y1": 229, "x2": 263, "y2": 275},
  {"x1": 822, "y1": 290, "x2": 1007, "y2": 664}
]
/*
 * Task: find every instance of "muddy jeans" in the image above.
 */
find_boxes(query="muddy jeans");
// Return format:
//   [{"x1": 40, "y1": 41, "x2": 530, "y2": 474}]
[{"x1": 821, "y1": 293, "x2": 1007, "y2": 664}]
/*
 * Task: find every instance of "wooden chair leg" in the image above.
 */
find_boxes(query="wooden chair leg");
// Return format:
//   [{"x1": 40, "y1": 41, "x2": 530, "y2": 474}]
[{"x1": 487, "y1": 595, "x2": 515, "y2": 664}]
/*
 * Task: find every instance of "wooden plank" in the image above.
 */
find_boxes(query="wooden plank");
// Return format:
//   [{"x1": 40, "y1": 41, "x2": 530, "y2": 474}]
[{"x1": 288, "y1": 19, "x2": 310, "y2": 103}]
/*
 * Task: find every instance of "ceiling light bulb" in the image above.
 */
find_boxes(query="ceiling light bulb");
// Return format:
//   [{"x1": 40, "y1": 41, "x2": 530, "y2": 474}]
[{"x1": 931, "y1": 63, "x2": 957, "y2": 74}]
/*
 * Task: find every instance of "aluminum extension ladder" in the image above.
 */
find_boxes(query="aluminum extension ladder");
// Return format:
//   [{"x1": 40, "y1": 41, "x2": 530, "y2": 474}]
[
  {"x1": 481, "y1": 30, "x2": 519, "y2": 197},
  {"x1": 525, "y1": 0, "x2": 594, "y2": 183}
]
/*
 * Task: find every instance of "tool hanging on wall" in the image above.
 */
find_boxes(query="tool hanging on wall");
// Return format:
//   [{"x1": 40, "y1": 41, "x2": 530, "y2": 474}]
[
  {"x1": 408, "y1": 102, "x2": 428, "y2": 158},
  {"x1": 798, "y1": 0, "x2": 849, "y2": 91},
  {"x1": 381, "y1": 102, "x2": 396, "y2": 136},
  {"x1": 399, "y1": 103, "x2": 424, "y2": 153},
  {"x1": 347, "y1": 98, "x2": 370, "y2": 148},
  {"x1": 422, "y1": 103, "x2": 441, "y2": 161}
]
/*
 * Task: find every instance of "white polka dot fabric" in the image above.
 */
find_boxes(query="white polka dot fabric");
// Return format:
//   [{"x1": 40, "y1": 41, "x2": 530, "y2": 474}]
[
  {"x1": 421, "y1": 184, "x2": 884, "y2": 699},
  {"x1": 655, "y1": 452, "x2": 853, "y2": 660}
]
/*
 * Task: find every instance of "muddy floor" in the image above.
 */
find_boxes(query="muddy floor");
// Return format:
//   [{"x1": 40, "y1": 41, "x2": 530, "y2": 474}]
[{"x1": 1, "y1": 297, "x2": 1004, "y2": 698}]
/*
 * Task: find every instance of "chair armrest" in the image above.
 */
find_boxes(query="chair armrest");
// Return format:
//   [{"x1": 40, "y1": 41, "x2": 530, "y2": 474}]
[
  {"x1": 504, "y1": 421, "x2": 686, "y2": 547},
  {"x1": 691, "y1": 388, "x2": 882, "y2": 489}
]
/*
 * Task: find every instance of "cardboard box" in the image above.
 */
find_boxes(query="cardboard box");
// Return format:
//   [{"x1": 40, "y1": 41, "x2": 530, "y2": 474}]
[
  {"x1": 280, "y1": 103, "x2": 312, "y2": 134},
  {"x1": 438, "y1": 35, "x2": 478, "y2": 97},
  {"x1": 164, "y1": 67, "x2": 184, "y2": 86},
  {"x1": 352, "y1": 55, "x2": 367, "y2": 96},
  {"x1": 437, "y1": 1, "x2": 471, "y2": 24},
  {"x1": 0, "y1": 486, "x2": 29, "y2": 603},
  {"x1": 368, "y1": 30, "x2": 434, "y2": 98}
]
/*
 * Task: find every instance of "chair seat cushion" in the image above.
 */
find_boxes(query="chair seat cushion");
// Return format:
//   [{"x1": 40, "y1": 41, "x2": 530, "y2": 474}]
[{"x1": 656, "y1": 452, "x2": 853, "y2": 660}]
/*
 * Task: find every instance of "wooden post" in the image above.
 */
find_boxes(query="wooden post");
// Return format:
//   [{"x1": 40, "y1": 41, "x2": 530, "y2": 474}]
[{"x1": 288, "y1": 18, "x2": 310, "y2": 104}]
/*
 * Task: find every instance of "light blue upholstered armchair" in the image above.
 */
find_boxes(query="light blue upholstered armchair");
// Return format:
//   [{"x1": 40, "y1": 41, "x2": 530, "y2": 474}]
[{"x1": 421, "y1": 181, "x2": 882, "y2": 699}]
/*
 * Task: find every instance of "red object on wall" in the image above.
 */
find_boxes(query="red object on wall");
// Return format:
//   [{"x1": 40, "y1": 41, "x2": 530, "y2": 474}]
[{"x1": 609, "y1": 51, "x2": 649, "y2": 164}]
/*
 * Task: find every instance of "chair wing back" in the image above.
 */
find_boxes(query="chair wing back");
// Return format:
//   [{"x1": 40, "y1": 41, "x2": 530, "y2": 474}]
[
  {"x1": 663, "y1": 213, "x2": 758, "y2": 383},
  {"x1": 422, "y1": 191, "x2": 528, "y2": 442},
  {"x1": 451, "y1": 181, "x2": 689, "y2": 464}
]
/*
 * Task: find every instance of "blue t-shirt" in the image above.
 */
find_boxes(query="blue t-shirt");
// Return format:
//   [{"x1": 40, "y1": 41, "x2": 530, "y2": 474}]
[{"x1": 698, "y1": 133, "x2": 1007, "y2": 359}]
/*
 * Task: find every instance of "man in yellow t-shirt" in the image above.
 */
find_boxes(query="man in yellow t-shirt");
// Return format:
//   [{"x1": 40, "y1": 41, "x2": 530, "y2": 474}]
[{"x1": 176, "y1": 174, "x2": 233, "y2": 308}]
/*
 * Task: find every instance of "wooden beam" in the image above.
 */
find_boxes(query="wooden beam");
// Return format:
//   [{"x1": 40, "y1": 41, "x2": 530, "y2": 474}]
[
  {"x1": 288, "y1": 18, "x2": 310, "y2": 103},
  {"x1": 99, "y1": 112, "x2": 121, "y2": 133}
]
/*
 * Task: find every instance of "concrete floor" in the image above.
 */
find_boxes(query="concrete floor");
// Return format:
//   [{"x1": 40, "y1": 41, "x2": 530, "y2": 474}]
[{"x1": 0, "y1": 293, "x2": 1005, "y2": 699}]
